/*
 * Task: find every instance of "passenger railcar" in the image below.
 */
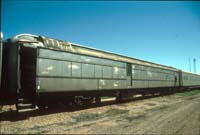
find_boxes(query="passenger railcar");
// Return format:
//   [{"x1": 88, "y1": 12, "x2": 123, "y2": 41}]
[
  {"x1": 181, "y1": 71, "x2": 200, "y2": 89},
  {"x1": 0, "y1": 33, "x2": 200, "y2": 112}
]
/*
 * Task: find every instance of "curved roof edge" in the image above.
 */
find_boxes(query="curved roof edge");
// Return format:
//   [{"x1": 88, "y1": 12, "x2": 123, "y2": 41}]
[{"x1": 7, "y1": 33, "x2": 44, "y2": 47}]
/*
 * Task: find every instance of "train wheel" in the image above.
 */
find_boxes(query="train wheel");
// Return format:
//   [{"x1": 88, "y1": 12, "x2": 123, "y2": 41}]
[
  {"x1": 141, "y1": 93, "x2": 145, "y2": 97},
  {"x1": 74, "y1": 97, "x2": 84, "y2": 106},
  {"x1": 95, "y1": 97, "x2": 101, "y2": 105},
  {"x1": 37, "y1": 102, "x2": 46, "y2": 111},
  {"x1": 84, "y1": 97, "x2": 93, "y2": 105},
  {"x1": 116, "y1": 94, "x2": 122, "y2": 103}
]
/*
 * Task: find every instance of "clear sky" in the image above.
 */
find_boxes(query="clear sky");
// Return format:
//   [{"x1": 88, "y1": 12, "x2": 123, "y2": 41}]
[{"x1": 2, "y1": 1, "x2": 200, "y2": 73}]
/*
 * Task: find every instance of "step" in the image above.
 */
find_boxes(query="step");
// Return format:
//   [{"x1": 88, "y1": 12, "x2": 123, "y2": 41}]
[
  {"x1": 18, "y1": 103, "x2": 33, "y2": 107},
  {"x1": 17, "y1": 93, "x2": 34, "y2": 98},
  {"x1": 18, "y1": 97, "x2": 33, "y2": 100},
  {"x1": 17, "y1": 103, "x2": 34, "y2": 109},
  {"x1": 18, "y1": 108, "x2": 36, "y2": 113},
  {"x1": 18, "y1": 98, "x2": 32, "y2": 103},
  {"x1": 18, "y1": 98, "x2": 25, "y2": 102}
]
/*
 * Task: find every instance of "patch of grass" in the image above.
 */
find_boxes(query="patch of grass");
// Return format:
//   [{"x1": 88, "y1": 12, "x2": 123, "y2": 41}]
[
  {"x1": 28, "y1": 126, "x2": 47, "y2": 134},
  {"x1": 176, "y1": 90, "x2": 200, "y2": 97},
  {"x1": 104, "y1": 108, "x2": 129, "y2": 116},
  {"x1": 101, "y1": 96, "x2": 111, "y2": 99},
  {"x1": 73, "y1": 108, "x2": 129, "y2": 122},
  {"x1": 12, "y1": 128, "x2": 23, "y2": 134},
  {"x1": 33, "y1": 130, "x2": 47, "y2": 134},
  {"x1": 10, "y1": 126, "x2": 47, "y2": 134}
]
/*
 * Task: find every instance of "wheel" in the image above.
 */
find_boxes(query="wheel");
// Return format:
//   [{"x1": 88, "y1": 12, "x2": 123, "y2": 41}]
[
  {"x1": 116, "y1": 93, "x2": 122, "y2": 103},
  {"x1": 141, "y1": 93, "x2": 145, "y2": 97},
  {"x1": 85, "y1": 97, "x2": 93, "y2": 105},
  {"x1": 37, "y1": 102, "x2": 46, "y2": 111},
  {"x1": 95, "y1": 97, "x2": 101, "y2": 104}
]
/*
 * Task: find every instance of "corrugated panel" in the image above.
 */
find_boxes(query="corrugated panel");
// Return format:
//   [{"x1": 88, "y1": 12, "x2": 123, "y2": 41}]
[
  {"x1": 95, "y1": 65, "x2": 102, "y2": 78},
  {"x1": 71, "y1": 62, "x2": 81, "y2": 77},
  {"x1": 82, "y1": 63, "x2": 95, "y2": 78},
  {"x1": 140, "y1": 70, "x2": 147, "y2": 80},
  {"x1": 37, "y1": 58, "x2": 71, "y2": 77},
  {"x1": 39, "y1": 48, "x2": 72, "y2": 61},
  {"x1": 113, "y1": 67, "x2": 126, "y2": 79},
  {"x1": 39, "y1": 48, "x2": 126, "y2": 68},
  {"x1": 113, "y1": 67, "x2": 119, "y2": 79},
  {"x1": 98, "y1": 79, "x2": 127, "y2": 89},
  {"x1": 102, "y1": 66, "x2": 112, "y2": 78},
  {"x1": 119, "y1": 68, "x2": 126, "y2": 79},
  {"x1": 37, "y1": 78, "x2": 98, "y2": 92},
  {"x1": 132, "y1": 80, "x2": 148, "y2": 88},
  {"x1": 131, "y1": 80, "x2": 175, "y2": 89}
]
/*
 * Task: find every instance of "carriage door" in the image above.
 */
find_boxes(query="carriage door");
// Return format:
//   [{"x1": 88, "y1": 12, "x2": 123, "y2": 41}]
[
  {"x1": 17, "y1": 45, "x2": 37, "y2": 110},
  {"x1": 178, "y1": 70, "x2": 183, "y2": 88},
  {"x1": 126, "y1": 63, "x2": 132, "y2": 88}
]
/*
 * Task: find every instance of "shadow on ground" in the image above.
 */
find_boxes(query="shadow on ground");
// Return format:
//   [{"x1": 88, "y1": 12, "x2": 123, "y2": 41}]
[{"x1": 0, "y1": 94, "x2": 163, "y2": 122}]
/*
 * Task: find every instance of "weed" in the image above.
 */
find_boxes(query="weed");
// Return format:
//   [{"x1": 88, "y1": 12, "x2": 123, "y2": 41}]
[
  {"x1": 35, "y1": 130, "x2": 47, "y2": 134},
  {"x1": 101, "y1": 96, "x2": 112, "y2": 99},
  {"x1": 176, "y1": 90, "x2": 200, "y2": 97},
  {"x1": 12, "y1": 128, "x2": 23, "y2": 134}
]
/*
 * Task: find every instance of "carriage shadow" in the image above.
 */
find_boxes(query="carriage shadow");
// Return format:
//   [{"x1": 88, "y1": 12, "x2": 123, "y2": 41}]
[{"x1": 0, "y1": 94, "x2": 162, "y2": 122}]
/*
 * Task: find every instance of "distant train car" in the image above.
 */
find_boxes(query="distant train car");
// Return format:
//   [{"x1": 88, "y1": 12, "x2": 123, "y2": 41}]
[
  {"x1": 1, "y1": 33, "x2": 200, "y2": 112},
  {"x1": 181, "y1": 71, "x2": 200, "y2": 89}
]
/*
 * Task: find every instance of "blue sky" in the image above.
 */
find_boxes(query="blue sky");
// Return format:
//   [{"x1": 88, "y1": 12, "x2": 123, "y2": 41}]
[{"x1": 2, "y1": 1, "x2": 200, "y2": 73}]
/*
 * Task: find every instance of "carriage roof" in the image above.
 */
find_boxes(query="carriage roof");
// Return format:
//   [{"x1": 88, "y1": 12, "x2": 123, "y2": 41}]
[{"x1": 8, "y1": 33, "x2": 178, "y2": 71}]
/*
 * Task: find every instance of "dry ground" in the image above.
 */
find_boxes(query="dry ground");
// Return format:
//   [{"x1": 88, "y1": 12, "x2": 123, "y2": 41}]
[{"x1": 0, "y1": 91, "x2": 200, "y2": 134}]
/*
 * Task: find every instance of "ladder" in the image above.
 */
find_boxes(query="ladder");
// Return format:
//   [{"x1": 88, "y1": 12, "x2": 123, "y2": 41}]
[{"x1": 16, "y1": 92, "x2": 36, "y2": 112}]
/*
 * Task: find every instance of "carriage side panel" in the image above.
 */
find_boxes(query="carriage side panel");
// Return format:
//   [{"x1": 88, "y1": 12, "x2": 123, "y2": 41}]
[
  {"x1": 131, "y1": 64, "x2": 179, "y2": 89},
  {"x1": 36, "y1": 48, "x2": 130, "y2": 92}
]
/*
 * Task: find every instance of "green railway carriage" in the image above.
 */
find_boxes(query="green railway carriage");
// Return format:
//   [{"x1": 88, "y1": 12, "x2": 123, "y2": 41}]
[
  {"x1": 181, "y1": 71, "x2": 200, "y2": 88},
  {"x1": 1, "y1": 33, "x2": 200, "y2": 112},
  {"x1": 37, "y1": 47, "x2": 178, "y2": 92}
]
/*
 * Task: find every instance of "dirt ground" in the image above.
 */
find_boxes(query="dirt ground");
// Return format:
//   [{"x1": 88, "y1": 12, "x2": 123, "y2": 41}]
[{"x1": 0, "y1": 92, "x2": 200, "y2": 134}]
